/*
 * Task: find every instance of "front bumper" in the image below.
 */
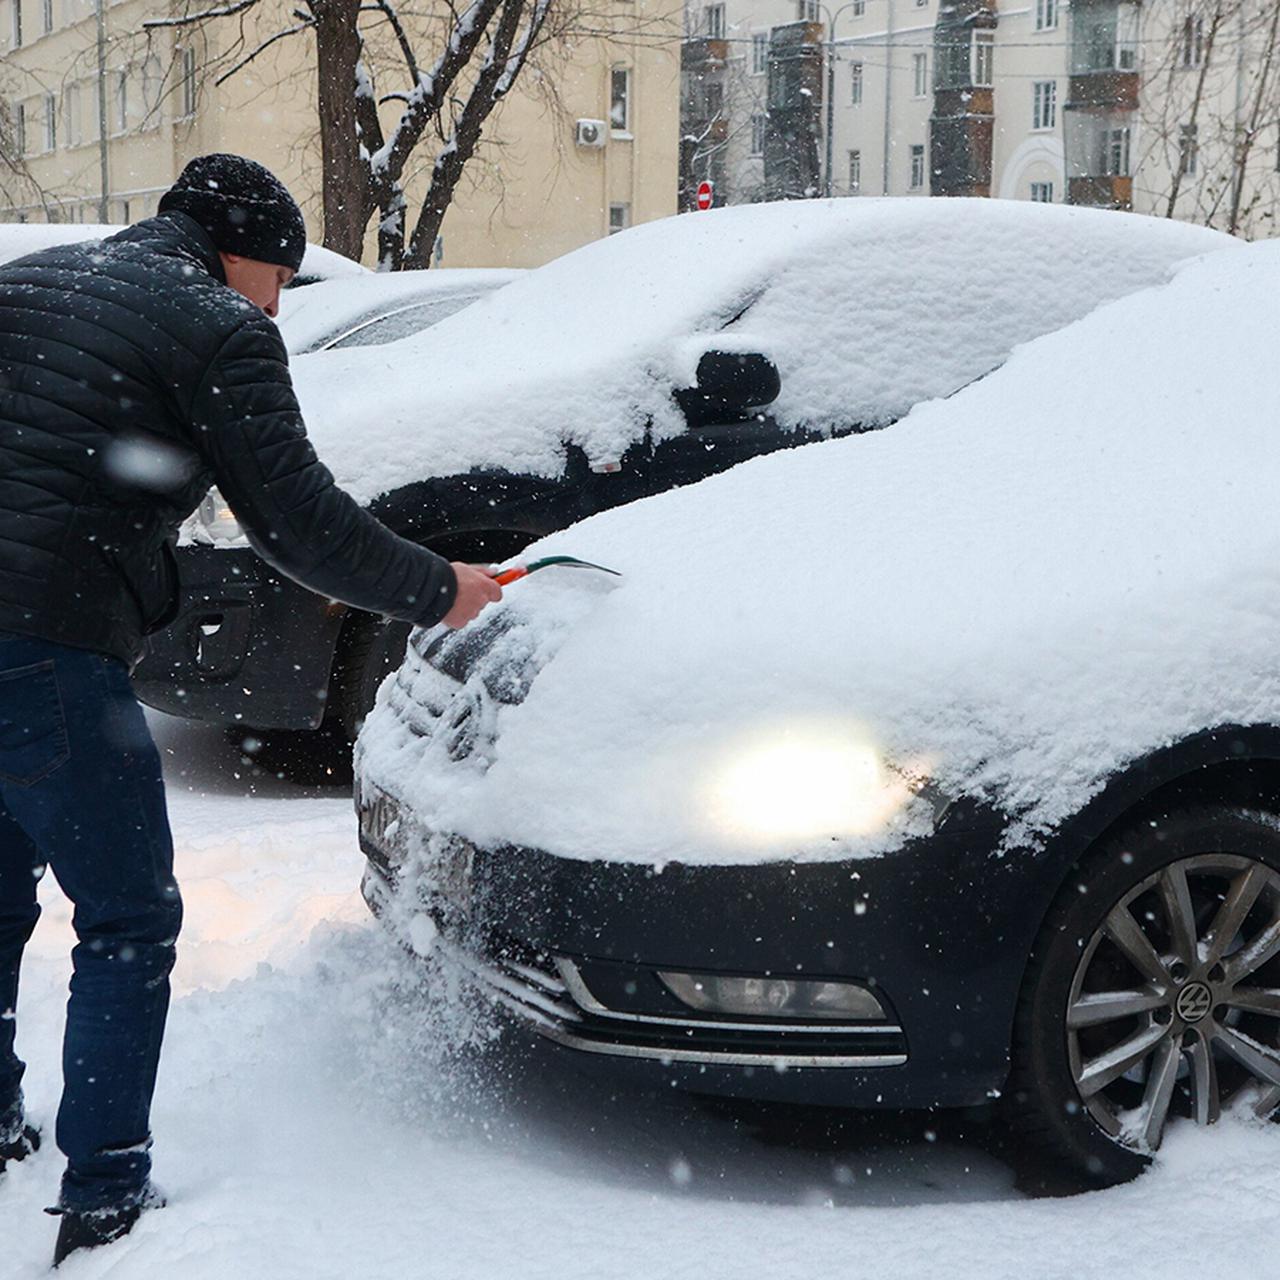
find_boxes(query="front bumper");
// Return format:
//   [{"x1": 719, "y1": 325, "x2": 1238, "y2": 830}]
[
  {"x1": 132, "y1": 545, "x2": 345, "y2": 730},
  {"x1": 358, "y1": 788, "x2": 1055, "y2": 1110}
]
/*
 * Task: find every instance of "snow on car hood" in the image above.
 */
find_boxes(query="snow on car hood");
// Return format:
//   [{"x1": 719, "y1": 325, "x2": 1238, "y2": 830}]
[
  {"x1": 294, "y1": 200, "x2": 1231, "y2": 506},
  {"x1": 358, "y1": 236, "x2": 1280, "y2": 868}
]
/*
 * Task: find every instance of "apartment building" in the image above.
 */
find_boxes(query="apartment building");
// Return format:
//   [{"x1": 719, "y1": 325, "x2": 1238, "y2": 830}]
[
  {"x1": 682, "y1": 0, "x2": 1280, "y2": 237},
  {"x1": 1, "y1": 0, "x2": 681, "y2": 266}
]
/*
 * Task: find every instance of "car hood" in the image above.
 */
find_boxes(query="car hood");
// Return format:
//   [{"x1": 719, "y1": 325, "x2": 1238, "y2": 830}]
[
  {"x1": 293, "y1": 200, "x2": 1232, "y2": 507},
  {"x1": 357, "y1": 239, "x2": 1280, "y2": 869}
]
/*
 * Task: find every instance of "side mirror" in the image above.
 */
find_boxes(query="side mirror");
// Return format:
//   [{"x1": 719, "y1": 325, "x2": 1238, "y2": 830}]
[{"x1": 674, "y1": 350, "x2": 781, "y2": 427}]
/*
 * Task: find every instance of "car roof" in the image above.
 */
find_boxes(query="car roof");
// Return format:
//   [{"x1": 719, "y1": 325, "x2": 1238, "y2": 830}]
[{"x1": 0, "y1": 222, "x2": 365, "y2": 284}]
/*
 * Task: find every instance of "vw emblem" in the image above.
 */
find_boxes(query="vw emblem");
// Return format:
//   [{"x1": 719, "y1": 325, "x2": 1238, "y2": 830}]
[{"x1": 1176, "y1": 981, "x2": 1213, "y2": 1023}]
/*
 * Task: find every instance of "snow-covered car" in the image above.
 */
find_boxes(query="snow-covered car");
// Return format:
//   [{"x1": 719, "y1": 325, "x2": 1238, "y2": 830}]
[
  {"x1": 354, "y1": 231, "x2": 1280, "y2": 1188},
  {"x1": 133, "y1": 200, "x2": 1229, "y2": 771},
  {"x1": 0, "y1": 221, "x2": 364, "y2": 287},
  {"x1": 275, "y1": 268, "x2": 523, "y2": 355}
]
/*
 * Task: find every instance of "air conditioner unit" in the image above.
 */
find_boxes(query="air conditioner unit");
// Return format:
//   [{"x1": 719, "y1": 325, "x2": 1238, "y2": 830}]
[{"x1": 575, "y1": 118, "x2": 608, "y2": 149}]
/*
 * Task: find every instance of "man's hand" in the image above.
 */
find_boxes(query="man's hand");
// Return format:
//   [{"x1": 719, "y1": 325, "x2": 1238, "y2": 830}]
[{"x1": 441, "y1": 562, "x2": 503, "y2": 629}]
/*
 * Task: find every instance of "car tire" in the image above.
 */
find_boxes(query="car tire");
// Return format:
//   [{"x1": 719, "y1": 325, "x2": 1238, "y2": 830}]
[
  {"x1": 1008, "y1": 804, "x2": 1280, "y2": 1188},
  {"x1": 333, "y1": 616, "x2": 412, "y2": 743}
]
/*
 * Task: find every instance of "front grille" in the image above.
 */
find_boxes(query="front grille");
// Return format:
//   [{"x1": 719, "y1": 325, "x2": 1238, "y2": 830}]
[{"x1": 358, "y1": 808, "x2": 909, "y2": 1072}]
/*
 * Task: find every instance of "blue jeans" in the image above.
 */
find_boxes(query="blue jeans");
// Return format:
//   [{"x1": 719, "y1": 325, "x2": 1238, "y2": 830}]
[{"x1": 0, "y1": 632, "x2": 181, "y2": 1212}]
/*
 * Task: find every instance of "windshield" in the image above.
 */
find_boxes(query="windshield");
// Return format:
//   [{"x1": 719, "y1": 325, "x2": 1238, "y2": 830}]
[{"x1": 321, "y1": 294, "x2": 488, "y2": 351}]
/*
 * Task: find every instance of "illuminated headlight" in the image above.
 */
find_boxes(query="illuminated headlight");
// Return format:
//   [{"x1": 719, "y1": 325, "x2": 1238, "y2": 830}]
[
  {"x1": 703, "y1": 723, "x2": 928, "y2": 843},
  {"x1": 195, "y1": 487, "x2": 244, "y2": 544},
  {"x1": 659, "y1": 971, "x2": 887, "y2": 1021}
]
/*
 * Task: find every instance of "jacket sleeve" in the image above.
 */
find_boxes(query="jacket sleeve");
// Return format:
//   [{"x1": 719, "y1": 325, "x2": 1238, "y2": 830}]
[{"x1": 186, "y1": 313, "x2": 457, "y2": 626}]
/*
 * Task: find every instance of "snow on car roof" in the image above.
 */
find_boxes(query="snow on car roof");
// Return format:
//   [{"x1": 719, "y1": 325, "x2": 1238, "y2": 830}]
[
  {"x1": 276, "y1": 268, "x2": 523, "y2": 354},
  {"x1": 0, "y1": 221, "x2": 363, "y2": 283},
  {"x1": 296, "y1": 199, "x2": 1230, "y2": 505},
  {"x1": 359, "y1": 235, "x2": 1274, "y2": 868}
]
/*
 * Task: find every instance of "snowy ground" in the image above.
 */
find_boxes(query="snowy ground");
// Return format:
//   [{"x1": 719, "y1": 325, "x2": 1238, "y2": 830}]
[{"x1": 1, "y1": 716, "x2": 1276, "y2": 1277}]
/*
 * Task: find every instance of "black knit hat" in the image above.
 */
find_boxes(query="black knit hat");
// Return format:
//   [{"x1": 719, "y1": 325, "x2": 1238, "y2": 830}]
[{"x1": 159, "y1": 154, "x2": 307, "y2": 272}]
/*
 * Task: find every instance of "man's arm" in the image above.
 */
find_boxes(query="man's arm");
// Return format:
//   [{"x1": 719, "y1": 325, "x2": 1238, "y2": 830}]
[{"x1": 187, "y1": 314, "x2": 498, "y2": 627}]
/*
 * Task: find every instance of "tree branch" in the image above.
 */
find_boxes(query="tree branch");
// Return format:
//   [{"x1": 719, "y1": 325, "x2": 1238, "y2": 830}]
[
  {"x1": 215, "y1": 19, "x2": 316, "y2": 85},
  {"x1": 143, "y1": 0, "x2": 260, "y2": 30}
]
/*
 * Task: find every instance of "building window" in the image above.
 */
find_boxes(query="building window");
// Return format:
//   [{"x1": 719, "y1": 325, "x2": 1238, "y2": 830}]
[
  {"x1": 1032, "y1": 80, "x2": 1057, "y2": 130},
  {"x1": 14, "y1": 101, "x2": 25, "y2": 156},
  {"x1": 1179, "y1": 122, "x2": 1198, "y2": 175},
  {"x1": 910, "y1": 143, "x2": 925, "y2": 189},
  {"x1": 913, "y1": 53, "x2": 928, "y2": 98},
  {"x1": 750, "y1": 112, "x2": 767, "y2": 156},
  {"x1": 704, "y1": 81, "x2": 723, "y2": 120},
  {"x1": 1036, "y1": 0, "x2": 1058, "y2": 30},
  {"x1": 1073, "y1": 2, "x2": 1140, "y2": 74},
  {"x1": 850, "y1": 61, "x2": 863, "y2": 105},
  {"x1": 11, "y1": 0, "x2": 21, "y2": 49},
  {"x1": 142, "y1": 55, "x2": 163, "y2": 124},
  {"x1": 609, "y1": 67, "x2": 630, "y2": 132},
  {"x1": 1182, "y1": 14, "x2": 1204, "y2": 68},
  {"x1": 43, "y1": 89, "x2": 54, "y2": 151},
  {"x1": 608, "y1": 203, "x2": 629, "y2": 235},
  {"x1": 852, "y1": 0, "x2": 864, "y2": 13},
  {"x1": 972, "y1": 30, "x2": 994, "y2": 86},
  {"x1": 751, "y1": 32, "x2": 768, "y2": 75},
  {"x1": 797, "y1": 0, "x2": 819, "y2": 20},
  {"x1": 848, "y1": 148, "x2": 861, "y2": 193},
  {"x1": 63, "y1": 81, "x2": 80, "y2": 147},
  {"x1": 705, "y1": 3, "x2": 724, "y2": 39},
  {"x1": 115, "y1": 68, "x2": 128, "y2": 134},
  {"x1": 1030, "y1": 181, "x2": 1054, "y2": 202},
  {"x1": 40, "y1": 0, "x2": 49, "y2": 35},
  {"x1": 915, "y1": 0, "x2": 928, "y2": 6},
  {"x1": 180, "y1": 47, "x2": 197, "y2": 118},
  {"x1": 1104, "y1": 125, "x2": 1131, "y2": 176}
]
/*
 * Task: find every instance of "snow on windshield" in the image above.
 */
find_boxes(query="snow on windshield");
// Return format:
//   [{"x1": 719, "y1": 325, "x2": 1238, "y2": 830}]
[
  {"x1": 295, "y1": 199, "x2": 1230, "y2": 505},
  {"x1": 359, "y1": 238, "x2": 1279, "y2": 868}
]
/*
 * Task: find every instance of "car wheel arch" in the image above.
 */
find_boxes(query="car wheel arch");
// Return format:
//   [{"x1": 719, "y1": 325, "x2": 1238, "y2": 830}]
[{"x1": 996, "y1": 722, "x2": 1280, "y2": 1082}]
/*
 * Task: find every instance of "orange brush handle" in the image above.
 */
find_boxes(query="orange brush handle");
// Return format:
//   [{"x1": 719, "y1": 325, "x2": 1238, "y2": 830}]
[{"x1": 492, "y1": 566, "x2": 529, "y2": 586}]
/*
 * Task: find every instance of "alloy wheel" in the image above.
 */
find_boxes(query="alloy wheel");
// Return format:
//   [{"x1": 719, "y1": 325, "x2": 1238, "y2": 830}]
[{"x1": 1067, "y1": 852, "x2": 1280, "y2": 1152}]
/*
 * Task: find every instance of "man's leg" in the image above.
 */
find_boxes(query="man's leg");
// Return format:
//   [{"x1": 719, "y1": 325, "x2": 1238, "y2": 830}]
[
  {"x1": 0, "y1": 797, "x2": 42, "y2": 1147},
  {"x1": 1, "y1": 642, "x2": 182, "y2": 1213}
]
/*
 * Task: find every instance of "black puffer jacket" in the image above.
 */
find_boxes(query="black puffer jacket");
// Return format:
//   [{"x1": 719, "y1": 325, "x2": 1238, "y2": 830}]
[{"x1": 0, "y1": 212, "x2": 456, "y2": 666}]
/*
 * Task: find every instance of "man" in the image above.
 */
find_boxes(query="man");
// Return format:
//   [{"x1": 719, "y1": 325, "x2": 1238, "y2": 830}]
[{"x1": 0, "y1": 154, "x2": 501, "y2": 1265}]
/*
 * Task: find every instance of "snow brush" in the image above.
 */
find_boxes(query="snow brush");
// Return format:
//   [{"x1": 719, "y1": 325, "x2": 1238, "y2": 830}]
[{"x1": 491, "y1": 555, "x2": 621, "y2": 587}]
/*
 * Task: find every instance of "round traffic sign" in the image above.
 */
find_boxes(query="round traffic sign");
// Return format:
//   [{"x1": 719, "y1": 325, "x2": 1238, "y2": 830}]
[{"x1": 696, "y1": 180, "x2": 714, "y2": 211}]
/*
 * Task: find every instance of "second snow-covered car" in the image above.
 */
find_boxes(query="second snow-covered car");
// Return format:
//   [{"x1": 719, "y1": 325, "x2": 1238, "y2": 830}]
[
  {"x1": 134, "y1": 200, "x2": 1229, "y2": 773},
  {"x1": 355, "y1": 231, "x2": 1280, "y2": 1187}
]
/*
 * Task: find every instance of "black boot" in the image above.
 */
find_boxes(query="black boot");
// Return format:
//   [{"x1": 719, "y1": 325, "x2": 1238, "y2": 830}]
[
  {"x1": 51, "y1": 1185, "x2": 164, "y2": 1268},
  {"x1": 0, "y1": 1123, "x2": 40, "y2": 1174}
]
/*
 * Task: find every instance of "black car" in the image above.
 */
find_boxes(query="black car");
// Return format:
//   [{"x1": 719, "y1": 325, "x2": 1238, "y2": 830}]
[
  {"x1": 353, "y1": 226, "x2": 1278, "y2": 1188},
  {"x1": 134, "y1": 201, "x2": 1228, "y2": 774}
]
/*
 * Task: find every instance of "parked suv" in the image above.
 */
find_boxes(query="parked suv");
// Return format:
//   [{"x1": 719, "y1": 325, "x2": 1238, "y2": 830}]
[{"x1": 132, "y1": 200, "x2": 1229, "y2": 775}]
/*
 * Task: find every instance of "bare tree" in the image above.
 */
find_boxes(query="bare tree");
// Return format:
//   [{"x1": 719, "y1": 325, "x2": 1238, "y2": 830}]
[
  {"x1": 145, "y1": 0, "x2": 673, "y2": 267},
  {"x1": 1139, "y1": 0, "x2": 1280, "y2": 238},
  {"x1": 1226, "y1": 0, "x2": 1280, "y2": 234}
]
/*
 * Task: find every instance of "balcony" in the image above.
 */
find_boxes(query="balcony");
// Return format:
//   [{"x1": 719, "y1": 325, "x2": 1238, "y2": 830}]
[{"x1": 1066, "y1": 175, "x2": 1133, "y2": 209}]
